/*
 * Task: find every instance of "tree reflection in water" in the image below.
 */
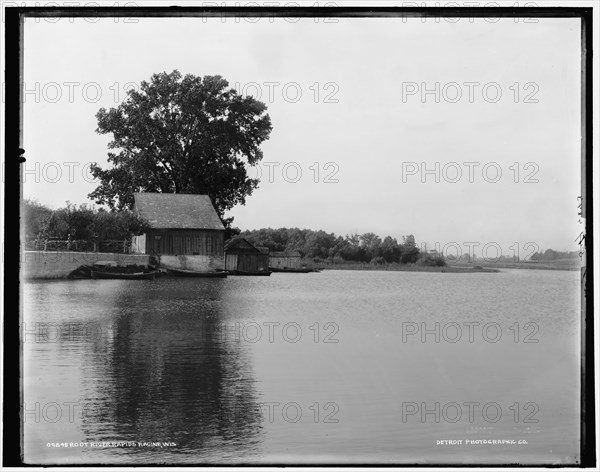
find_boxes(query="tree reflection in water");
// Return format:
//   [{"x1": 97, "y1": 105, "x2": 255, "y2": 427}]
[{"x1": 77, "y1": 278, "x2": 264, "y2": 462}]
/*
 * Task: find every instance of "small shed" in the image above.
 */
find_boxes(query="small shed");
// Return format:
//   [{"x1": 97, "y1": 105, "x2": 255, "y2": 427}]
[
  {"x1": 225, "y1": 238, "x2": 269, "y2": 273},
  {"x1": 269, "y1": 250, "x2": 302, "y2": 269}
]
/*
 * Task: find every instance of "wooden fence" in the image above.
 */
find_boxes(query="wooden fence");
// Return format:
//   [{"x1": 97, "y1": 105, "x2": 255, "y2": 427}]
[{"x1": 25, "y1": 239, "x2": 132, "y2": 253}]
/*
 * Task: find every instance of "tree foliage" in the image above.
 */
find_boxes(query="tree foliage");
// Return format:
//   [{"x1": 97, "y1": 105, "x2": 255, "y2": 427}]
[
  {"x1": 89, "y1": 70, "x2": 273, "y2": 227},
  {"x1": 241, "y1": 228, "x2": 429, "y2": 264},
  {"x1": 22, "y1": 199, "x2": 150, "y2": 241},
  {"x1": 22, "y1": 199, "x2": 53, "y2": 239}
]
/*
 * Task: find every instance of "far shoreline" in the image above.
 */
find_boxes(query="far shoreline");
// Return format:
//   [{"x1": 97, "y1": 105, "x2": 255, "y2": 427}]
[
  {"x1": 307, "y1": 263, "x2": 500, "y2": 273},
  {"x1": 307, "y1": 260, "x2": 581, "y2": 273}
]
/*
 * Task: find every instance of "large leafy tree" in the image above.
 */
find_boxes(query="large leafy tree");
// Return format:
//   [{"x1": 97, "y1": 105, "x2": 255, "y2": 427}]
[{"x1": 89, "y1": 70, "x2": 272, "y2": 227}]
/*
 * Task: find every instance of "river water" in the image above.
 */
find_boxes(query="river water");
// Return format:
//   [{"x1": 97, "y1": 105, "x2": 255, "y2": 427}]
[{"x1": 23, "y1": 269, "x2": 581, "y2": 465}]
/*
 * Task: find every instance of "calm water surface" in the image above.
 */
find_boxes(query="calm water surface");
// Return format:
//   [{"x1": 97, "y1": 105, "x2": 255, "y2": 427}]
[{"x1": 23, "y1": 269, "x2": 581, "y2": 464}]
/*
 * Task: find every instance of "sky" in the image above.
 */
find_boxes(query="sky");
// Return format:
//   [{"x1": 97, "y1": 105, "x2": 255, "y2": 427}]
[{"x1": 18, "y1": 10, "x2": 584, "y2": 257}]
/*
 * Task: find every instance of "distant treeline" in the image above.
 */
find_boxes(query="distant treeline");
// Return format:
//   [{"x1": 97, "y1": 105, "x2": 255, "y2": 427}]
[
  {"x1": 240, "y1": 228, "x2": 445, "y2": 266},
  {"x1": 529, "y1": 249, "x2": 580, "y2": 261},
  {"x1": 23, "y1": 199, "x2": 150, "y2": 242}
]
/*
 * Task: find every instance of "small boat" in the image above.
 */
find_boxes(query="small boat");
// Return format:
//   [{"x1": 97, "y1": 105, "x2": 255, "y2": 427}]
[
  {"x1": 228, "y1": 270, "x2": 272, "y2": 276},
  {"x1": 148, "y1": 266, "x2": 168, "y2": 277},
  {"x1": 168, "y1": 268, "x2": 228, "y2": 278},
  {"x1": 91, "y1": 270, "x2": 157, "y2": 280},
  {"x1": 269, "y1": 267, "x2": 313, "y2": 273}
]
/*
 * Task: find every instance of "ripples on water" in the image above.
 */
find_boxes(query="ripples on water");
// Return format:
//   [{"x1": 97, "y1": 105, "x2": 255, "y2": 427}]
[{"x1": 23, "y1": 269, "x2": 581, "y2": 464}]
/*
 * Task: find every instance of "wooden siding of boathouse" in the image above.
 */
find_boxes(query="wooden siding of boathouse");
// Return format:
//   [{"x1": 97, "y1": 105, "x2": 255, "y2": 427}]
[
  {"x1": 143, "y1": 229, "x2": 224, "y2": 256},
  {"x1": 269, "y1": 250, "x2": 302, "y2": 269}
]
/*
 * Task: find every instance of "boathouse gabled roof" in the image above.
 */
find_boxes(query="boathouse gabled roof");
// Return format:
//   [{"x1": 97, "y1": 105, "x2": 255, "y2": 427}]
[
  {"x1": 224, "y1": 238, "x2": 260, "y2": 253},
  {"x1": 133, "y1": 193, "x2": 225, "y2": 231}
]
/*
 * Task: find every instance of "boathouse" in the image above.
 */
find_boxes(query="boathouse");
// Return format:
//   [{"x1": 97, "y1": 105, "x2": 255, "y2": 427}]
[
  {"x1": 131, "y1": 193, "x2": 225, "y2": 271},
  {"x1": 224, "y1": 238, "x2": 269, "y2": 273},
  {"x1": 269, "y1": 250, "x2": 302, "y2": 269}
]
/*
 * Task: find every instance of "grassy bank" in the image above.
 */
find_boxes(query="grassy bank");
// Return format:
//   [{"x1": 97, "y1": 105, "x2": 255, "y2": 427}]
[
  {"x1": 302, "y1": 261, "x2": 499, "y2": 273},
  {"x1": 449, "y1": 259, "x2": 581, "y2": 272},
  {"x1": 299, "y1": 258, "x2": 582, "y2": 273}
]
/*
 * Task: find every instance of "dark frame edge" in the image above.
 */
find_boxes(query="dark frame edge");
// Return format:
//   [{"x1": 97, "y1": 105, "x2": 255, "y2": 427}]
[
  {"x1": 3, "y1": 6, "x2": 26, "y2": 469},
  {"x1": 580, "y1": 8, "x2": 596, "y2": 470}
]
